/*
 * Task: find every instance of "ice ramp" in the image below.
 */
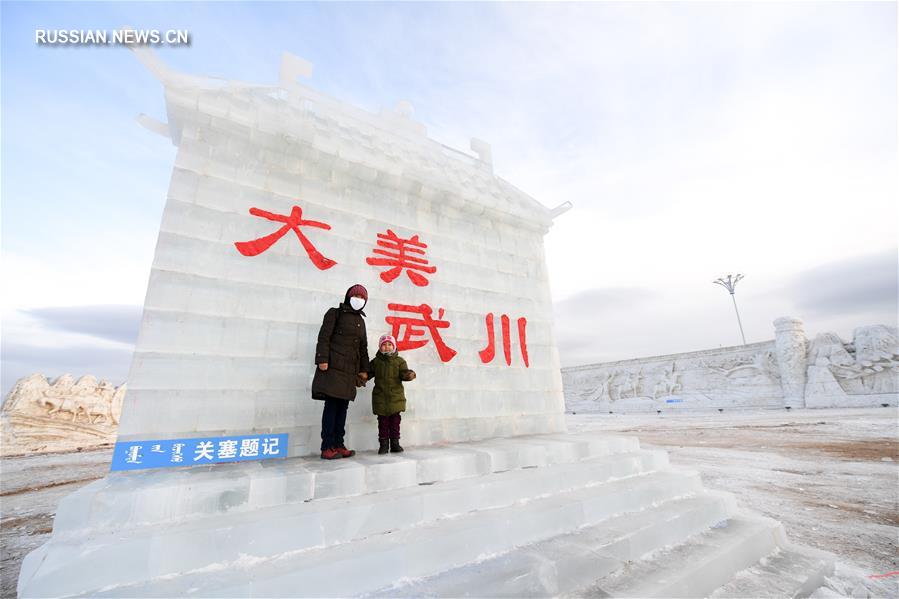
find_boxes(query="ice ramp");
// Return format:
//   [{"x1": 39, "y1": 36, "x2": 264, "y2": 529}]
[{"x1": 18, "y1": 433, "x2": 834, "y2": 598}]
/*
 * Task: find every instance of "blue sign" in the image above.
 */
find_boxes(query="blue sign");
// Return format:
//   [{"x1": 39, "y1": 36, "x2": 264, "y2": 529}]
[
  {"x1": 665, "y1": 398, "x2": 684, "y2": 404},
  {"x1": 111, "y1": 433, "x2": 289, "y2": 471}
]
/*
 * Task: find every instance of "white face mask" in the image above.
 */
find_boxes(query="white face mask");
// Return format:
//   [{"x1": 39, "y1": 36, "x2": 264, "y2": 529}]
[{"x1": 349, "y1": 297, "x2": 366, "y2": 311}]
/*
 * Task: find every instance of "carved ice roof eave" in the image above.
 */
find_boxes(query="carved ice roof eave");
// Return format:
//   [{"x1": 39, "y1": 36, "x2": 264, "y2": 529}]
[{"x1": 133, "y1": 47, "x2": 564, "y2": 232}]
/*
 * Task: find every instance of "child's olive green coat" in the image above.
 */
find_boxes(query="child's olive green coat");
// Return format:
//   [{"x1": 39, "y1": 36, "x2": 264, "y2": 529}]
[{"x1": 367, "y1": 352, "x2": 414, "y2": 416}]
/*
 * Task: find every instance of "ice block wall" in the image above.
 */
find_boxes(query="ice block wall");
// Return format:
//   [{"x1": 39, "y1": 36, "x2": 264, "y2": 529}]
[{"x1": 117, "y1": 62, "x2": 567, "y2": 455}]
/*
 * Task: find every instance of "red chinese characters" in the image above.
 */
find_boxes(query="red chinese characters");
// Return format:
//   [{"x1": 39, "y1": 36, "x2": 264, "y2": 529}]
[
  {"x1": 234, "y1": 205, "x2": 337, "y2": 270},
  {"x1": 385, "y1": 303, "x2": 457, "y2": 363},
  {"x1": 479, "y1": 313, "x2": 529, "y2": 368},
  {"x1": 233, "y1": 206, "x2": 534, "y2": 369},
  {"x1": 366, "y1": 229, "x2": 437, "y2": 286}
]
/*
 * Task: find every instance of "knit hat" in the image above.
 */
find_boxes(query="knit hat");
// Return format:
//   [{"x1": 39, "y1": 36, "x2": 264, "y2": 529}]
[
  {"x1": 378, "y1": 334, "x2": 397, "y2": 352},
  {"x1": 346, "y1": 284, "x2": 368, "y2": 301}
]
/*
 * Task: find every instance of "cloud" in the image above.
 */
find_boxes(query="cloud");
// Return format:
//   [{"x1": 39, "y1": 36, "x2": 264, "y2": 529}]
[
  {"x1": 1, "y1": 306, "x2": 140, "y2": 397},
  {"x1": 554, "y1": 287, "x2": 658, "y2": 313},
  {"x1": 1, "y1": 252, "x2": 153, "y2": 312},
  {"x1": 1, "y1": 340, "x2": 133, "y2": 397},
  {"x1": 552, "y1": 251, "x2": 898, "y2": 369},
  {"x1": 23, "y1": 305, "x2": 142, "y2": 345},
  {"x1": 789, "y1": 250, "x2": 897, "y2": 319},
  {"x1": 553, "y1": 287, "x2": 669, "y2": 366}
]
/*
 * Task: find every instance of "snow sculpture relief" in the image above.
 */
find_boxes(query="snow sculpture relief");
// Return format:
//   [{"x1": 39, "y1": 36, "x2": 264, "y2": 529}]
[
  {"x1": 1, "y1": 374, "x2": 126, "y2": 455},
  {"x1": 563, "y1": 318, "x2": 898, "y2": 413},
  {"x1": 651, "y1": 364, "x2": 682, "y2": 400},
  {"x1": 804, "y1": 326, "x2": 898, "y2": 407},
  {"x1": 804, "y1": 333, "x2": 853, "y2": 405},
  {"x1": 595, "y1": 371, "x2": 615, "y2": 402},
  {"x1": 700, "y1": 351, "x2": 780, "y2": 381},
  {"x1": 853, "y1": 325, "x2": 899, "y2": 364}
]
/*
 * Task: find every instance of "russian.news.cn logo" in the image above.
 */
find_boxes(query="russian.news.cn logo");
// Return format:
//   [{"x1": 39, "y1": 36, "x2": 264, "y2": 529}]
[{"x1": 35, "y1": 29, "x2": 191, "y2": 46}]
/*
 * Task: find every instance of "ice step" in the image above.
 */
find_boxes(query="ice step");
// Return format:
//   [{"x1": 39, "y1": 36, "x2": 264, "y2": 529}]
[
  {"x1": 49, "y1": 434, "x2": 642, "y2": 539},
  {"x1": 370, "y1": 491, "x2": 738, "y2": 598},
  {"x1": 709, "y1": 546, "x2": 836, "y2": 598},
  {"x1": 83, "y1": 471, "x2": 716, "y2": 597},
  {"x1": 572, "y1": 515, "x2": 791, "y2": 598},
  {"x1": 245, "y1": 493, "x2": 735, "y2": 599},
  {"x1": 20, "y1": 451, "x2": 674, "y2": 598}
]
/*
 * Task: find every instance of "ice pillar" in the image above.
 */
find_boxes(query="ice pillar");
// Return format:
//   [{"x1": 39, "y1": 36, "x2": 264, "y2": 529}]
[{"x1": 773, "y1": 316, "x2": 808, "y2": 408}]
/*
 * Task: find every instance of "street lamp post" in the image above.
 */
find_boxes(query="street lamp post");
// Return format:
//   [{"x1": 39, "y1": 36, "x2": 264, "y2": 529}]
[{"x1": 713, "y1": 273, "x2": 747, "y2": 345}]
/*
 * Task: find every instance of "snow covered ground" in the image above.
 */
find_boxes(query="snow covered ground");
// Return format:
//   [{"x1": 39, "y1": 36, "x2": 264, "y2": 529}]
[
  {"x1": 1, "y1": 447, "x2": 112, "y2": 598},
  {"x1": 1, "y1": 408, "x2": 896, "y2": 598},
  {"x1": 569, "y1": 407, "x2": 898, "y2": 597}
]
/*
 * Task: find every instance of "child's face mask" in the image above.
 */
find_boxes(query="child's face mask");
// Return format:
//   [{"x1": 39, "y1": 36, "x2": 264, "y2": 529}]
[
  {"x1": 380, "y1": 342, "x2": 395, "y2": 354},
  {"x1": 349, "y1": 296, "x2": 366, "y2": 311}
]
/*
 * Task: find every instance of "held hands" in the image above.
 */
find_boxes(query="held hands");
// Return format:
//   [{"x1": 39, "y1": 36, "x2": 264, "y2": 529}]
[
  {"x1": 356, "y1": 372, "x2": 369, "y2": 388},
  {"x1": 318, "y1": 363, "x2": 329, "y2": 371}
]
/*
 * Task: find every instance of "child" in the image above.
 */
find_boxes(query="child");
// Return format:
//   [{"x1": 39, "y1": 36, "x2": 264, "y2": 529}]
[{"x1": 368, "y1": 334, "x2": 416, "y2": 454}]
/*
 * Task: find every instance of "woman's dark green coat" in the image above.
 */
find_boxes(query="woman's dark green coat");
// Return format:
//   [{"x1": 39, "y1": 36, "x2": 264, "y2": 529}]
[
  {"x1": 367, "y1": 352, "x2": 413, "y2": 416},
  {"x1": 311, "y1": 302, "x2": 369, "y2": 401}
]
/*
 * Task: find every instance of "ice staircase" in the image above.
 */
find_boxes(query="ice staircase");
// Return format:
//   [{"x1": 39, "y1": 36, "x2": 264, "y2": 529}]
[{"x1": 17, "y1": 433, "x2": 835, "y2": 597}]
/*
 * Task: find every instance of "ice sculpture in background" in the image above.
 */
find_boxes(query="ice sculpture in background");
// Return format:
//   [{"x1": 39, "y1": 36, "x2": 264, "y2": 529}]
[
  {"x1": 563, "y1": 319, "x2": 898, "y2": 413},
  {"x1": 1, "y1": 374, "x2": 126, "y2": 456}
]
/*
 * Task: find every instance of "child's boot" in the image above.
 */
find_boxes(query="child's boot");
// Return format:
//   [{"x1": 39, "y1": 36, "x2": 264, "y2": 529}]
[
  {"x1": 389, "y1": 438, "x2": 404, "y2": 453},
  {"x1": 378, "y1": 439, "x2": 389, "y2": 455}
]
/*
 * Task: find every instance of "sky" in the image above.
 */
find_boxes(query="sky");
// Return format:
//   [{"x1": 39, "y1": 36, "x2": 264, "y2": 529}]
[{"x1": 2, "y1": 2, "x2": 897, "y2": 395}]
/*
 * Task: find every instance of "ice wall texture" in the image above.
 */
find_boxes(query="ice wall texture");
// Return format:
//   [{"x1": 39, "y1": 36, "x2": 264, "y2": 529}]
[{"x1": 118, "y1": 63, "x2": 566, "y2": 455}]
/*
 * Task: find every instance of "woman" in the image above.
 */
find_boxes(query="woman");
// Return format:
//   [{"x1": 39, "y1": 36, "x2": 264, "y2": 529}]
[{"x1": 312, "y1": 284, "x2": 370, "y2": 459}]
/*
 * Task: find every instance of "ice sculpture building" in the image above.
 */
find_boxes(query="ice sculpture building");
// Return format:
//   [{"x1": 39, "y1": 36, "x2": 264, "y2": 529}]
[{"x1": 119, "y1": 50, "x2": 571, "y2": 456}]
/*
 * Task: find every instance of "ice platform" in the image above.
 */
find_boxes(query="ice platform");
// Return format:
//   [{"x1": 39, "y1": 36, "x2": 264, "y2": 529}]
[{"x1": 18, "y1": 433, "x2": 834, "y2": 597}]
